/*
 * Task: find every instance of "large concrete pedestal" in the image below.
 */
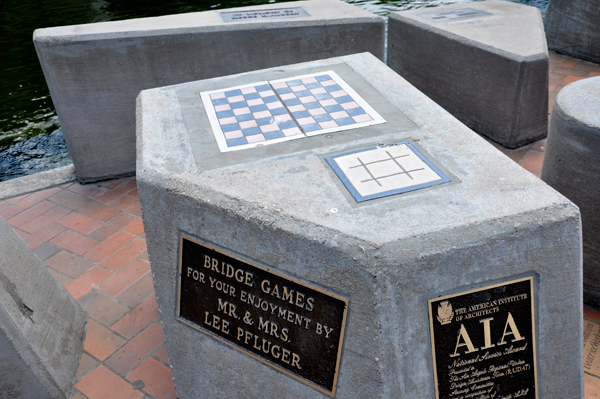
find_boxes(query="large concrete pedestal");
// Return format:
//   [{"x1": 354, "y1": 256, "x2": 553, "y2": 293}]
[
  {"x1": 387, "y1": 0, "x2": 548, "y2": 149},
  {"x1": 137, "y1": 53, "x2": 582, "y2": 398},
  {"x1": 544, "y1": 0, "x2": 600, "y2": 64},
  {"x1": 34, "y1": 0, "x2": 384, "y2": 183},
  {"x1": 0, "y1": 218, "x2": 87, "y2": 398}
]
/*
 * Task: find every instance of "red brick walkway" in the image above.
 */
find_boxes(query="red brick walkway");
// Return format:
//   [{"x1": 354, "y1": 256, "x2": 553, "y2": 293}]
[{"x1": 0, "y1": 51, "x2": 599, "y2": 398}]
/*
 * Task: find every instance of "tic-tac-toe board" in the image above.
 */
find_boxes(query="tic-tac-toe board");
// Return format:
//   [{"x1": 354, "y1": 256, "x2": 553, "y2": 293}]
[
  {"x1": 326, "y1": 142, "x2": 451, "y2": 202},
  {"x1": 200, "y1": 71, "x2": 386, "y2": 152}
]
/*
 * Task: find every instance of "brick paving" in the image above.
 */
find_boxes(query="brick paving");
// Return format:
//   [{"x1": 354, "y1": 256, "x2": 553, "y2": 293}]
[{"x1": 0, "y1": 51, "x2": 599, "y2": 398}]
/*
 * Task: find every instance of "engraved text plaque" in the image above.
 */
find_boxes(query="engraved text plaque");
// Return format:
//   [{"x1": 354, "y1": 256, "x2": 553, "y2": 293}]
[
  {"x1": 220, "y1": 7, "x2": 310, "y2": 23},
  {"x1": 428, "y1": 277, "x2": 537, "y2": 399},
  {"x1": 178, "y1": 234, "x2": 348, "y2": 396}
]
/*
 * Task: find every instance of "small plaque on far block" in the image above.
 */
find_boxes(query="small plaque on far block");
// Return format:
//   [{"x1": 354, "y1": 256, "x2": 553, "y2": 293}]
[{"x1": 325, "y1": 142, "x2": 451, "y2": 202}]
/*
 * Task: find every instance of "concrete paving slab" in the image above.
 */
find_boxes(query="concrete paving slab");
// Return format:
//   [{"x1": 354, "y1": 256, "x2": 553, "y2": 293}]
[
  {"x1": 387, "y1": 0, "x2": 548, "y2": 149},
  {"x1": 33, "y1": 0, "x2": 384, "y2": 183}
]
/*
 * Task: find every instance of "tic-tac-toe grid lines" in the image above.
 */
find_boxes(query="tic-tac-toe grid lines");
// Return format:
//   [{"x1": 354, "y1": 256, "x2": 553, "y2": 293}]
[
  {"x1": 326, "y1": 143, "x2": 451, "y2": 202},
  {"x1": 200, "y1": 71, "x2": 385, "y2": 152}
]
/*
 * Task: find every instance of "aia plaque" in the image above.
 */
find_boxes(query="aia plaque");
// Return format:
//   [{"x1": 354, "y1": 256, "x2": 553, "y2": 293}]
[
  {"x1": 428, "y1": 277, "x2": 537, "y2": 399},
  {"x1": 177, "y1": 234, "x2": 349, "y2": 396}
]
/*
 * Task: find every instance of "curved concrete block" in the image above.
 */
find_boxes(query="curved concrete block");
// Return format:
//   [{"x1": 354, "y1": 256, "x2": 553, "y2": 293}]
[
  {"x1": 544, "y1": 0, "x2": 600, "y2": 64},
  {"x1": 0, "y1": 218, "x2": 88, "y2": 398},
  {"x1": 541, "y1": 76, "x2": 600, "y2": 306},
  {"x1": 388, "y1": 0, "x2": 548, "y2": 149},
  {"x1": 33, "y1": 0, "x2": 384, "y2": 183}
]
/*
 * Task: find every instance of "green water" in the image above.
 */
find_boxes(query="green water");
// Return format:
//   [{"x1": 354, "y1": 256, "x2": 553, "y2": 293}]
[{"x1": 0, "y1": 0, "x2": 548, "y2": 181}]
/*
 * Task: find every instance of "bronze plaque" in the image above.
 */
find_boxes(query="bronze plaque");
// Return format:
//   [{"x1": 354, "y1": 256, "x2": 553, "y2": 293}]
[
  {"x1": 177, "y1": 234, "x2": 349, "y2": 396},
  {"x1": 428, "y1": 277, "x2": 537, "y2": 399}
]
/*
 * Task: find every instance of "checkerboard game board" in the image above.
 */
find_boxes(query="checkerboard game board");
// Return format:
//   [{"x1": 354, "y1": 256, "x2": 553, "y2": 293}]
[
  {"x1": 325, "y1": 142, "x2": 451, "y2": 202},
  {"x1": 200, "y1": 71, "x2": 386, "y2": 152}
]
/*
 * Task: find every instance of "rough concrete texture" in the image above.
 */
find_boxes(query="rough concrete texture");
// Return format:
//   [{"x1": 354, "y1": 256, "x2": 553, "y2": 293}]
[
  {"x1": 387, "y1": 0, "x2": 548, "y2": 149},
  {"x1": 33, "y1": 0, "x2": 384, "y2": 183},
  {"x1": 137, "y1": 53, "x2": 582, "y2": 398},
  {"x1": 0, "y1": 164, "x2": 76, "y2": 201},
  {"x1": 541, "y1": 76, "x2": 600, "y2": 307},
  {"x1": 544, "y1": 0, "x2": 600, "y2": 64},
  {"x1": 0, "y1": 217, "x2": 87, "y2": 399}
]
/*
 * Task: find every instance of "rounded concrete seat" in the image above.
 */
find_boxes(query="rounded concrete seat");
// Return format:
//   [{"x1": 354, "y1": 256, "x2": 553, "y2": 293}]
[{"x1": 541, "y1": 76, "x2": 600, "y2": 306}]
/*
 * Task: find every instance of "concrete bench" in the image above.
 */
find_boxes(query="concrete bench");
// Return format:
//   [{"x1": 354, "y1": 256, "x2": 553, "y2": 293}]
[
  {"x1": 34, "y1": 0, "x2": 384, "y2": 183},
  {"x1": 0, "y1": 217, "x2": 87, "y2": 398},
  {"x1": 387, "y1": 0, "x2": 548, "y2": 149},
  {"x1": 545, "y1": 0, "x2": 600, "y2": 64},
  {"x1": 541, "y1": 76, "x2": 600, "y2": 307}
]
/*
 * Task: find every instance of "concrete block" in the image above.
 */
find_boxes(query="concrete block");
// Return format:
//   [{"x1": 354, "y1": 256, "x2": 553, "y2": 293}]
[
  {"x1": 544, "y1": 0, "x2": 600, "y2": 64},
  {"x1": 0, "y1": 218, "x2": 87, "y2": 398},
  {"x1": 137, "y1": 52, "x2": 582, "y2": 398},
  {"x1": 541, "y1": 76, "x2": 600, "y2": 307},
  {"x1": 387, "y1": 0, "x2": 549, "y2": 149},
  {"x1": 33, "y1": 0, "x2": 385, "y2": 183}
]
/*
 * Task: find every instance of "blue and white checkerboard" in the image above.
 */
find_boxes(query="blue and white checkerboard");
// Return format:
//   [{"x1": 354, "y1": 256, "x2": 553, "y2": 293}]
[{"x1": 201, "y1": 71, "x2": 386, "y2": 152}]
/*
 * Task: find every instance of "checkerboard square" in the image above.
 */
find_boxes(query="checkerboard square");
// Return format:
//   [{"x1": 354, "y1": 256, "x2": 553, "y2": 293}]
[
  {"x1": 224, "y1": 130, "x2": 243, "y2": 139},
  {"x1": 270, "y1": 107, "x2": 288, "y2": 116},
  {"x1": 224, "y1": 89, "x2": 242, "y2": 97},
  {"x1": 255, "y1": 84, "x2": 271, "y2": 92},
  {"x1": 263, "y1": 95, "x2": 279, "y2": 103},
  {"x1": 315, "y1": 75, "x2": 332, "y2": 82},
  {"x1": 309, "y1": 108, "x2": 327, "y2": 116},
  {"x1": 260, "y1": 124, "x2": 280, "y2": 133},
  {"x1": 284, "y1": 98, "x2": 302, "y2": 106},
  {"x1": 347, "y1": 107, "x2": 367, "y2": 116},
  {"x1": 249, "y1": 104, "x2": 268, "y2": 113},
  {"x1": 286, "y1": 79, "x2": 303, "y2": 87},
  {"x1": 302, "y1": 123, "x2": 321, "y2": 132},
  {"x1": 217, "y1": 110, "x2": 235, "y2": 119},
  {"x1": 256, "y1": 117, "x2": 274, "y2": 126},
  {"x1": 236, "y1": 113, "x2": 254, "y2": 122},
  {"x1": 212, "y1": 98, "x2": 228, "y2": 106},
  {"x1": 219, "y1": 116, "x2": 237, "y2": 125},
  {"x1": 230, "y1": 101, "x2": 247, "y2": 109},
  {"x1": 325, "y1": 105, "x2": 344, "y2": 113},
  {"x1": 253, "y1": 111, "x2": 271, "y2": 119},
  {"x1": 233, "y1": 107, "x2": 251, "y2": 116},
  {"x1": 214, "y1": 104, "x2": 231, "y2": 112},
  {"x1": 335, "y1": 117, "x2": 356, "y2": 126},
  {"x1": 239, "y1": 120, "x2": 258, "y2": 129},
  {"x1": 304, "y1": 102, "x2": 322, "y2": 110},
  {"x1": 228, "y1": 95, "x2": 244, "y2": 103},
  {"x1": 314, "y1": 114, "x2": 333, "y2": 122},
  {"x1": 246, "y1": 134, "x2": 265, "y2": 143},
  {"x1": 314, "y1": 93, "x2": 333, "y2": 101},
  {"x1": 221, "y1": 123, "x2": 241, "y2": 132},
  {"x1": 241, "y1": 87, "x2": 257, "y2": 94},
  {"x1": 242, "y1": 127, "x2": 262, "y2": 136},
  {"x1": 264, "y1": 131, "x2": 285, "y2": 140},
  {"x1": 300, "y1": 96, "x2": 317, "y2": 104},
  {"x1": 247, "y1": 98, "x2": 264, "y2": 106},
  {"x1": 227, "y1": 137, "x2": 247, "y2": 147}
]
